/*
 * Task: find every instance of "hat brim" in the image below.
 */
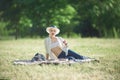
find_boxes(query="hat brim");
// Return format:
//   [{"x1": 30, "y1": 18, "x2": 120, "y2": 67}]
[{"x1": 46, "y1": 27, "x2": 60, "y2": 35}]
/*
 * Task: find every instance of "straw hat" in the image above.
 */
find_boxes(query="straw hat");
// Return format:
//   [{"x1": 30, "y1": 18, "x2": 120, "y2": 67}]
[{"x1": 46, "y1": 26, "x2": 60, "y2": 35}]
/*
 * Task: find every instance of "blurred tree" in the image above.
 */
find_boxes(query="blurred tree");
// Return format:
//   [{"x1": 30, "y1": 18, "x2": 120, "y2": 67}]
[
  {"x1": 0, "y1": 0, "x2": 77, "y2": 38},
  {"x1": 69, "y1": 0, "x2": 120, "y2": 38},
  {"x1": 94, "y1": 0, "x2": 120, "y2": 38},
  {"x1": 0, "y1": 0, "x2": 24, "y2": 39},
  {"x1": 69, "y1": 0, "x2": 101, "y2": 37},
  {"x1": 0, "y1": 22, "x2": 8, "y2": 39},
  {"x1": 0, "y1": 0, "x2": 120, "y2": 39}
]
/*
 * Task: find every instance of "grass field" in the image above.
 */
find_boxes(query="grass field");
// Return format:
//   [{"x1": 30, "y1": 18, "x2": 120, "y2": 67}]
[{"x1": 0, "y1": 38, "x2": 120, "y2": 80}]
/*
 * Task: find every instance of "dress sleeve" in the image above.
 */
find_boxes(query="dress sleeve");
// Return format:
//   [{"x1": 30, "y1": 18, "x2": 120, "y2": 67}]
[
  {"x1": 59, "y1": 37, "x2": 68, "y2": 47},
  {"x1": 59, "y1": 37, "x2": 64, "y2": 42}
]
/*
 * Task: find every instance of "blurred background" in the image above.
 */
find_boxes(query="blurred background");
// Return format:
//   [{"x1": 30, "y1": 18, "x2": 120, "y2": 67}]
[{"x1": 0, "y1": 0, "x2": 120, "y2": 39}]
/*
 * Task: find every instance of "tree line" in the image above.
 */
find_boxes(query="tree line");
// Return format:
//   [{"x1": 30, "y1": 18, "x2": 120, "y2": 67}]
[{"x1": 0, "y1": 0, "x2": 120, "y2": 39}]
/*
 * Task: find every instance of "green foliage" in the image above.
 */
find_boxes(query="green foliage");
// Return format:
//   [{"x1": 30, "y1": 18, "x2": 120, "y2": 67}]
[
  {"x1": 19, "y1": 16, "x2": 32, "y2": 27},
  {"x1": 0, "y1": 0, "x2": 120, "y2": 39},
  {"x1": 0, "y1": 22, "x2": 10, "y2": 39},
  {"x1": 51, "y1": 5, "x2": 77, "y2": 25}
]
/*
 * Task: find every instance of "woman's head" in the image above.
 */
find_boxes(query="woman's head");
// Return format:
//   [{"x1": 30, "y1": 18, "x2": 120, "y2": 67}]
[{"x1": 46, "y1": 26, "x2": 60, "y2": 36}]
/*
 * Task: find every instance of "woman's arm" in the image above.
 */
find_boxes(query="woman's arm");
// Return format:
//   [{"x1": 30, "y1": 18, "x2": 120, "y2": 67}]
[
  {"x1": 44, "y1": 38, "x2": 49, "y2": 60},
  {"x1": 59, "y1": 37, "x2": 68, "y2": 47}
]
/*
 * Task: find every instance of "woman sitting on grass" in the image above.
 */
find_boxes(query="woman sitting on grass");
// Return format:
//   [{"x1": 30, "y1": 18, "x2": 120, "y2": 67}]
[{"x1": 44, "y1": 25, "x2": 97, "y2": 61}]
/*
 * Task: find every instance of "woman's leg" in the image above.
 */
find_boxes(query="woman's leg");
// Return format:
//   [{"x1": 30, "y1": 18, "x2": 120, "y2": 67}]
[
  {"x1": 58, "y1": 51, "x2": 66, "y2": 59},
  {"x1": 67, "y1": 49, "x2": 86, "y2": 59}
]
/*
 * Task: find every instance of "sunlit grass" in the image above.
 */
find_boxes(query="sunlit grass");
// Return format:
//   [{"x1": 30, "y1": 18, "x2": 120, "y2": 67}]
[{"x1": 0, "y1": 38, "x2": 120, "y2": 80}]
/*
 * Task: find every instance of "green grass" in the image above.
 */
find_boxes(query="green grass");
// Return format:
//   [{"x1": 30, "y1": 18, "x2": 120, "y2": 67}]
[{"x1": 0, "y1": 38, "x2": 120, "y2": 80}]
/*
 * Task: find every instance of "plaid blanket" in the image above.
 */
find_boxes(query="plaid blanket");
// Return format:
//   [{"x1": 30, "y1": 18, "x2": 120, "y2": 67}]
[{"x1": 13, "y1": 58, "x2": 99, "y2": 65}]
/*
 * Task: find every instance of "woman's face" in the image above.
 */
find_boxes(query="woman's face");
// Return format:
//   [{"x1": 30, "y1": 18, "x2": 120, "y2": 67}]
[{"x1": 49, "y1": 28, "x2": 57, "y2": 36}]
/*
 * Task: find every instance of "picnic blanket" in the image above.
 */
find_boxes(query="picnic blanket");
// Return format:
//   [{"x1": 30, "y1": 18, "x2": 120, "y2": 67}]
[
  {"x1": 13, "y1": 58, "x2": 98, "y2": 65},
  {"x1": 13, "y1": 53, "x2": 99, "y2": 65}
]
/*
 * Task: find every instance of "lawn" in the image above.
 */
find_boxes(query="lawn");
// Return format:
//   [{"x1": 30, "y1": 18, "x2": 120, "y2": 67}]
[{"x1": 0, "y1": 38, "x2": 120, "y2": 80}]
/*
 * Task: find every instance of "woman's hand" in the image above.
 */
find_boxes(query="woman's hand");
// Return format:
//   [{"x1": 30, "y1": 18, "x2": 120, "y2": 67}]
[
  {"x1": 46, "y1": 54, "x2": 49, "y2": 60},
  {"x1": 63, "y1": 40, "x2": 68, "y2": 47}
]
